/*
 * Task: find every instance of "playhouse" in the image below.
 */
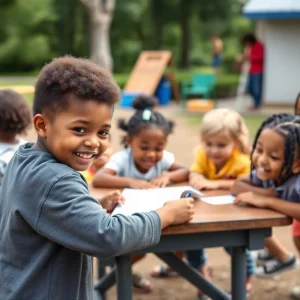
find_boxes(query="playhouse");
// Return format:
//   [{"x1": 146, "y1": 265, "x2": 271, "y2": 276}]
[{"x1": 244, "y1": 0, "x2": 300, "y2": 106}]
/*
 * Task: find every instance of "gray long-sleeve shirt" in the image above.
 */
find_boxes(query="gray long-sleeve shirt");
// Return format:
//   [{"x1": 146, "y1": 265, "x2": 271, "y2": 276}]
[{"x1": 0, "y1": 143, "x2": 161, "y2": 300}]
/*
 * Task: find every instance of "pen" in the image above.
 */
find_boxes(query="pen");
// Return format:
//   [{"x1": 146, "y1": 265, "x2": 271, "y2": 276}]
[{"x1": 180, "y1": 190, "x2": 200, "y2": 199}]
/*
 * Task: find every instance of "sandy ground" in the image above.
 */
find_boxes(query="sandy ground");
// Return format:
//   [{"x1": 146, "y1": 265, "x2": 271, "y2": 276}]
[{"x1": 23, "y1": 101, "x2": 298, "y2": 300}]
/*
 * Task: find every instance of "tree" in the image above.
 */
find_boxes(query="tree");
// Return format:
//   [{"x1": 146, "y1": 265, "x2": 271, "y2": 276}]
[
  {"x1": 79, "y1": 0, "x2": 115, "y2": 72},
  {"x1": 53, "y1": 0, "x2": 78, "y2": 56}
]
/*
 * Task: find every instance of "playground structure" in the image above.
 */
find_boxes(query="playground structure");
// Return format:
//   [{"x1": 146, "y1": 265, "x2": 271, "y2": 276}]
[
  {"x1": 121, "y1": 51, "x2": 180, "y2": 107},
  {"x1": 181, "y1": 73, "x2": 216, "y2": 112}
]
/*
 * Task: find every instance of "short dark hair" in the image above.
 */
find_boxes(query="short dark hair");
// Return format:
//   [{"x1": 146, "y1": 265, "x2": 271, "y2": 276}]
[
  {"x1": 118, "y1": 95, "x2": 174, "y2": 145},
  {"x1": 241, "y1": 33, "x2": 257, "y2": 46},
  {"x1": 0, "y1": 89, "x2": 32, "y2": 135},
  {"x1": 33, "y1": 56, "x2": 120, "y2": 118}
]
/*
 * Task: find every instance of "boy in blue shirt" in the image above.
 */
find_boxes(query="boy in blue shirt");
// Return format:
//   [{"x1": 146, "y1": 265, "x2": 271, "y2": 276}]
[{"x1": 0, "y1": 56, "x2": 195, "y2": 300}]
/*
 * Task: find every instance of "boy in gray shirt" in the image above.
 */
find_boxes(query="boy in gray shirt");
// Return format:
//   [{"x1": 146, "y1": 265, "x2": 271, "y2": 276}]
[{"x1": 0, "y1": 56, "x2": 195, "y2": 300}]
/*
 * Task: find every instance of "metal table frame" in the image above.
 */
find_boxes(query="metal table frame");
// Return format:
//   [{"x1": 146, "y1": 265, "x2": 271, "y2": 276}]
[{"x1": 95, "y1": 227, "x2": 271, "y2": 300}]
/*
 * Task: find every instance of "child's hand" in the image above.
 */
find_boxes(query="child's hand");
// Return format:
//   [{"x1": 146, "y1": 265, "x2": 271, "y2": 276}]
[
  {"x1": 189, "y1": 174, "x2": 218, "y2": 190},
  {"x1": 189, "y1": 173, "x2": 205, "y2": 190},
  {"x1": 100, "y1": 190, "x2": 125, "y2": 212},
  {"x1": 128, "y1": 178, "x2": 155, "y2": 189},
  {"x1": 234, "y1": 192, "x2": 269, "y2": 208},
  {"x1": 151, "y1": 174, "x2": 170, "y2": 188},
  {"x1": 196, "y1": 179, "x2": 219, "y2": 190},
  {"x1": 163, "y1": 198, "x2": 195, "y2": 225},
  {"x1": 265, "y1": 187, "x2": 278, "y2": 197}
]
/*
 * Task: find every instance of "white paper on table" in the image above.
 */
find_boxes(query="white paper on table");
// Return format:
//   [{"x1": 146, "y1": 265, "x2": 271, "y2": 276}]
[
  {"x1": 200, "y1": 194, "x2": 235, "y2": 205},
  {"x1": 112, "y1": 186, "x2": 202, "y2": 216}
]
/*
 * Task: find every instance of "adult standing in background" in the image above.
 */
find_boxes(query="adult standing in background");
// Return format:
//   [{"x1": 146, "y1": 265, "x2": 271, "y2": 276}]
[
  {"x1": 237, "y1": 33, "x2": 264, "y2": 110},
  {"x1": 210, "y1": 35, "x2": 223, "y2": 73}
]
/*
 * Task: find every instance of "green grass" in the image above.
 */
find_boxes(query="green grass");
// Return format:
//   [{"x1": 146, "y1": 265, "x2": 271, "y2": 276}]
[
  {"x1": 24, "y1": 94, "x2": 34, "y2": 103},
  {"x1": 183, "y1": 114, "x2": 266, "y2": 140},
  {"x1": 0, "y1": 82, "x2": 28, "y2": 86}
]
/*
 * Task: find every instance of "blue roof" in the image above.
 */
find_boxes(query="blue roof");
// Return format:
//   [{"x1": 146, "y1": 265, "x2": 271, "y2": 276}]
[{"x1": 243, "y1": 0, "x2": 300, "y2": 19}]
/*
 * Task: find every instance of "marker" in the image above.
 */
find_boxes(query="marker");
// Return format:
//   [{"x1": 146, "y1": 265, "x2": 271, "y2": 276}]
[{"x1": 180, "y1": 190, "x2": 201, "y2": 199}]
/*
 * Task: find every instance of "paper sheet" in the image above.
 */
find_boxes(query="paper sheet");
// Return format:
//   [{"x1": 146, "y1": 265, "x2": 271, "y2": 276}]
[
  {"x1": 200, "y1": 194, "x2": 235, "y2": 205},
  {"x1": 112, "y1": 186, "x2": 202, "y2": 216}
]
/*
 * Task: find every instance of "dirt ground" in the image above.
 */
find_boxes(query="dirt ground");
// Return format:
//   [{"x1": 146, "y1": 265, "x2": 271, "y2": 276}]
[{"x1": 23, "y1": 103, "x2": 299, "y2": 300}]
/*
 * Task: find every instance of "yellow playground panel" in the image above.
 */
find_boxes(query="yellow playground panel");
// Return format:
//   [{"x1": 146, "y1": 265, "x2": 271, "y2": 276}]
[{"x1": 186, "y1": 99, "x2": 215, "y2": 112}]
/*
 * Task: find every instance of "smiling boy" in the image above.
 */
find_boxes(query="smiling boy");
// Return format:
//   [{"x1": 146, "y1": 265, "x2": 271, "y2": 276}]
[{"x1": 0, "y1": 57, "x2": 194, "y2": 300}]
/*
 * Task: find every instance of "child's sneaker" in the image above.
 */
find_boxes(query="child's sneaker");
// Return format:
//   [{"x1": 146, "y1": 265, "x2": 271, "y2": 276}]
[
  {"x1": 291, "y1": 286, "x2": 300, "y2": 300},
  {"x1": 150, "y1": 265, "x2": 178, "y2": 278},
  {"x1": 132, "y1": 272, "x2": 152, "y2": 293},
  {"x1": 252, "y1": 248, "x2": 274, "y2": 264},
  {"x1": 256, "y1": 254, "x2": 296, "y2": 277}
]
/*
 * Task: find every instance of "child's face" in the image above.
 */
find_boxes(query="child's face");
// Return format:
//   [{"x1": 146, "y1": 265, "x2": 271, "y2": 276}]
[
  {"x1": 127, "y1": 127, "x2": 167, "y2": 174},
  {"x1": 36, "y1": 96, "x2": 112, "y2": 171},
  {"x1": 202, "y1": 130, "x2": 236, "y2": 169},
  {"x1": 252, "y1": 128, "x2": 285, "y2": 182}
]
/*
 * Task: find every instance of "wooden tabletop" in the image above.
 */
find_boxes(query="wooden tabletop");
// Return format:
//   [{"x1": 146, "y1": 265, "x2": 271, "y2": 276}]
[{"x1": 90, "y1": 186, "x2": 292, "y2": 235}]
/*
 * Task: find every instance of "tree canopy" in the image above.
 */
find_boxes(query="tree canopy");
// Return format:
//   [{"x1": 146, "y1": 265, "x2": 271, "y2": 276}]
[{"x1": 0, "y1": 0, "x2": 252, "y2": 73}]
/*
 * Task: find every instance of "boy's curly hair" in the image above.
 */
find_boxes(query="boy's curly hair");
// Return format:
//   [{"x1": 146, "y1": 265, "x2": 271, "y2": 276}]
[
  {"x1": 33, "y1": 56, "x2": 120, "y2": 118},
  {"x1": 0, "y1": 89, "x2": 32, "y2": 135}
]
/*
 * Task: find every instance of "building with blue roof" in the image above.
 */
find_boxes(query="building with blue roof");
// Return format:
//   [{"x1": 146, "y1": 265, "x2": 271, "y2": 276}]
[{"x1": 243, "y1": 0, "x2": 300, "y2": 105}]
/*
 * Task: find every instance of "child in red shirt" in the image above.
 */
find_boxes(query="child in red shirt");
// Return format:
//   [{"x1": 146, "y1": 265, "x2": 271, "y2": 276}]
[{"x1": 237, "y1": 33, "x2": 264, "y2": 110}]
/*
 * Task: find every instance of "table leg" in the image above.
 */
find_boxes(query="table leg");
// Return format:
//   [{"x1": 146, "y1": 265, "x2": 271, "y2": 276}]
[
  {"x1": 231, "y1": 247, "x2": 246, "y2": 300},
  {"x1": 157, "y1": 252, "x2": 230, "y2": 300},
  {"x1": 115, "y1": 255, "x2": 132, "y2": 300},
  {"x1": 94, "y1": 265, "x2": 116, "y2": 297}
]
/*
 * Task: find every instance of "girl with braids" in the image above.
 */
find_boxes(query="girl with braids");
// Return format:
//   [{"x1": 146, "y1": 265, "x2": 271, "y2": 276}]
[
  {"x1": 232, "y1": 114, "x2": 300, "y2": 280},
  {"x1": 92, "y1": 95, "x2": 188, "y2": 189},
  {"x1": 0, "y1": 89, "x2": 31, "y2": 185},
  {"x1": 92, "y1": 95, "x2": 188, "y2": 292},
  {"x1": 290, "y1": 100, "x2": 300, "y2": 299},
  {"x1": 186, "y1": 108, "x2": 255, "y2": 299}
]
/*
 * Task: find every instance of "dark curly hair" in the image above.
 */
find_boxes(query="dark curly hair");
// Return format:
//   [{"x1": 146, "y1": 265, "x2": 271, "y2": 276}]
[
  {"x1": 0, "y1": 89, "x2": 32, "y2": 135},
  {"x1": 131, "y1": 94, "x2": 158, "y2": 110},
  {"x1": 118, "y1": 95, "x2": 174, "y2": 146},
  {"x1": 33, "y1": 56, "x2": 120, "y2": 118}
]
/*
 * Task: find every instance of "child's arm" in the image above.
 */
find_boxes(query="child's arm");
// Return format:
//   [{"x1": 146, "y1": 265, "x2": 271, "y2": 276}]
[
  {"x1": 36, "y1": 174, "x2": 195, "y2": 259},
  {"x1": 189, "y1": 172, "x2": 233, "y2": 190},
  {"x1": 92, "y1": 168, "x2": 154, "y2": 189},
  {"x1": 150, "y1": 163, "x2": 189, "y2": 187},
  {"x1": 231, "y1": 176, "x2": 278, "y2": 197},
  {"x1": 234, "y1": 192, "x2": 300, "y2": 220}
]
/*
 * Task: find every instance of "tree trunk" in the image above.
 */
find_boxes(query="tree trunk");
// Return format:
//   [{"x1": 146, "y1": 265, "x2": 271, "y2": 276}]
[
  {"x1": 79, "y1": 0, "x2": 115, "y2": 72},
  {"x1": 180, "y1": 0, "x2": 190, "y2": 69},
  {"x1": 151, "y1": 0, "x2": 163, "y2": 50}
]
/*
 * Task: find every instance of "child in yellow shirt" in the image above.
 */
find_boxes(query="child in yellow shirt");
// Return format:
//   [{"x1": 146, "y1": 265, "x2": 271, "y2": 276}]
[
  {"x1": 188, "y1": 108, "x2": 254, "y2": 299},
  {"x1": 189, "y1": 108, "x2": 250, "y2": 189}
]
